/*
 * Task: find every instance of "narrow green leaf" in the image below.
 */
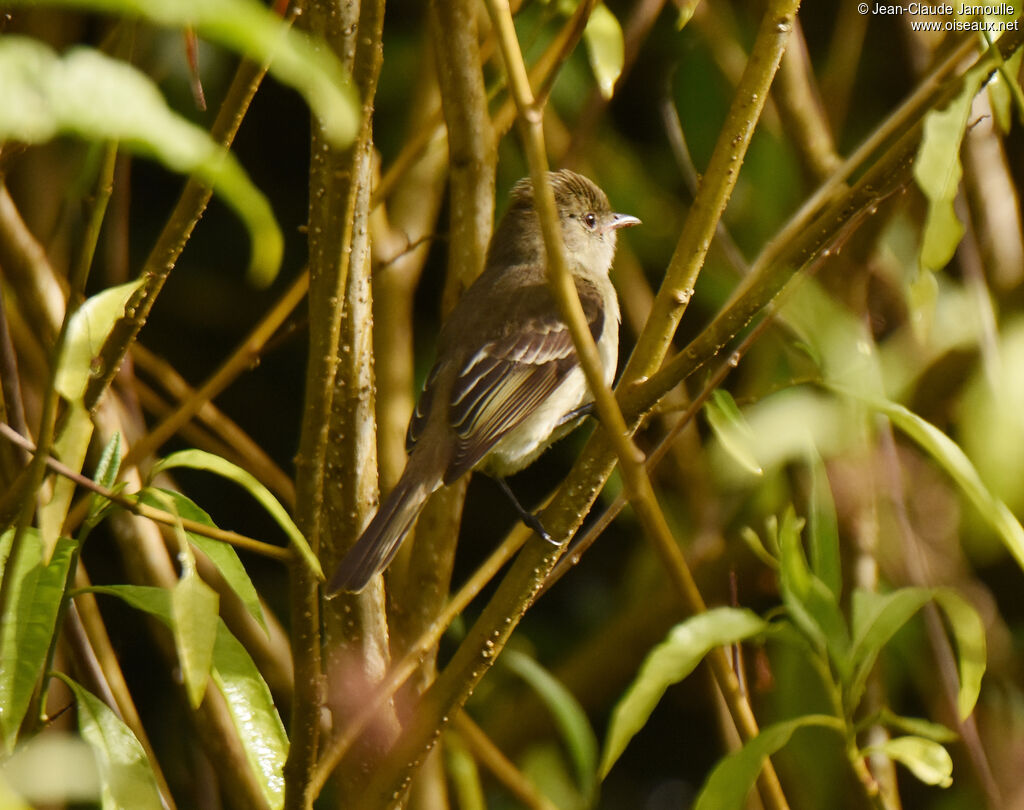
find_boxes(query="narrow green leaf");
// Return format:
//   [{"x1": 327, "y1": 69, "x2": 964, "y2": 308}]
[
  {"x1": 777, "y1": 507, "x2": 850, "y2": 664},
  {"x1": 54, "y1": 675, "x2": 163, "y2": 810},
  {"x1": 914, "y1": 67, "x2": 984, "y2": 272},
  {"x1": 503, "y1": 650, "x2": 598, "y2": 801},
  {"x1": 864, "y1": 736, "x2": 953, "y2": 788},
  {"x1": 152, "y1": 449, "x2": 322, "y2": 580},
  {"x1": 876, "y1": 709, "x2": 958, "y2": 744},
  {"x1": 444, "y1": 732, "x2": 486, "y2": 810},
  {"x1": 0, "y1": 38, "x2": 282, "y2": 285},
  {"x1": 848, "y1": 588, "x2": 932, "y2": 710},
  {"x1": 705, "y1": 390, "x2": 763, "y2": 476},
  {"x1": 676, "y1": 0, "x2": 700, "y2": 28},
  {"x1": 89, "y1": 585, "x2": 287, "y2": 808},
  {"x1": 1, "y1": 731, "x2": 99, "y2": 805},
  {"x1": 693, "y1": 715, "x2": 843, "y2": 810},
  {"x1": 583, "y1": 3, "x2": 624, "y2": 99},
  {"x1": 171, "y1": 568, "x2": 219, "y2": 709},
  {"x1": 0, "y1": 530, "x2": 76, "y2": 751},
  {"x1": 86, "y1": 433, "x2": 123, "y2": 529},
  {"x1": 54, "y1": 280, "x2": 144, "y2": 404},
  {"x1": 139, "y1": 488, "x2": 266, "y2": 632},
  {"x1": 599, "y1": 608, "x2": 767, "y2": 778},
  {"x1": 806, "y1": 445, "x2": 841, "y2": 599},
  {"x1": 210, "y1": 620, "x2": 287, "y2": 807},
  {"x1": 839, "y1": 390, "x2": 1024, "y2": 575},
  {"x1": 738, "y1": 526, "x2": 779, "y2": 569},
  {"x1": 5, "y1": 0, "x2": 359, "y2": 148},
  {"x1": 933, "y1": 589, "x2": 986, "y2": 719}
]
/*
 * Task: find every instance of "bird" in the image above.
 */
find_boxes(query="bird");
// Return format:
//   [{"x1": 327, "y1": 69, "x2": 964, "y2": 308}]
[{"x1": 327, "y1": 169, "x2": 639, "y2": 594}]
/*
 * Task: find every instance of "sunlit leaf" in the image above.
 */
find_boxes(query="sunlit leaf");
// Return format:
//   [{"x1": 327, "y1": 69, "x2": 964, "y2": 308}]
[
  {"x1": 705, "y1": 390, "x2": 763, "y2": 476},
  {"x1": 85, "y1": 433, "x2": 123, "y2": 530},
  {"x1": 89, "y1": 585, "x2": 287, "y2": 807},
  {"x1": 54, "y1": 280, "x2": 143, "y2": 404},
  {"x1": 139, "y1": 488, "x2": 266, "y2": 632},
  {"x1": 54, "y1": 675, "x2": 164, "y2": 810},
  {"x1": 504, "y1": 650, "x2": 597, "y2": 802},
  {"x1": 3, "y1": 0, "x2": 359, "y2": 148},
  {"x1": 933, "y1": 589, "x2": 986, "y2": 719},
  {"x1": 914, "y1": 67, "x2": 985, "y2": 272},
  {"x1": 806, "y1": 445, "x2": 841, "y2": 599},
  {"x1": 739, "y1": 526, "x2": 779, "y2": 569},
  {"x1": 777, "y1": 507, "x2": 849, "y2": 667},
  {"x1": 676, "y1": 0, "x2": 700, "y2": 28},
  {"x1": 876, "y1": 709, "x2": 958, "y2": 744},
  {"x1": 0, "y1": 732, "x2": 100, "y2": 805},
  {"x1": 600, "y1": 608, "x2": 767, "y2": 778},
  {"x1": 0, "y1": 38, "x2": 282, "y2": 285},
  {"x1": 583, "y1": 3, "x2": 624, "y2": 99},
  {"x1": 152, "y1": 449, "x2": 321, "y2": 579},
  {"x1": 840, "y1": 390, "x2": 1024, "y2": 574},
  {"x1": 0, "y1": 530, "x2": 76, "y2": 751},
  {"x1": 171, "y1": 567, "x2": 219, "y2": 709},
  {"x1": 864, "y1": 736, "x2": 953, "y2": 788},
  {"x1": 848, "y1": 588, "x2": 932, "y2": 710},
  {"x1": 693, "y1": 715, "x2": 843, "y2": 810}
]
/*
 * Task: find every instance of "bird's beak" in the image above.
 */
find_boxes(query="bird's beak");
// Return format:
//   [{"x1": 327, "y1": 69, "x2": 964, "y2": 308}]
[{"x1": 605, "y1": 212, "x2": 641, "y2": 233}]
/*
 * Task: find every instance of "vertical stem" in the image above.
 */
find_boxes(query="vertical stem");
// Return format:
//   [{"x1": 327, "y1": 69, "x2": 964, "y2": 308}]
[{"x1": 289, "y1": 0, "x2": 390, "y2": 806}]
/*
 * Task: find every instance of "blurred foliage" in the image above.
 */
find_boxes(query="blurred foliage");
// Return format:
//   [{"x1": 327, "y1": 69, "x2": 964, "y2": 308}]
[{"x1": 2, "y1": 1, "x2": 1024, "y2": 809}]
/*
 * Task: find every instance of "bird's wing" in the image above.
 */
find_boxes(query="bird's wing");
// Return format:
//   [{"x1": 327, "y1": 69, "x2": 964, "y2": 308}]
[{"x1": 406, "y1": 279, "x2": 605, "y2": 482}]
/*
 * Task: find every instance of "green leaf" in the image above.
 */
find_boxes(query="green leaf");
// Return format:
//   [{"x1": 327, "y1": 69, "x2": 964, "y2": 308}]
[
  {"x1": 54, "y1": 280, "x2": 144, "y2": 405},
  {"x1": 0, "y1": 731, "x2": 100, "y2": 805},
  {"x1": 171, "y1": 568, "x2": 220, "y2": 709},
  {"x1": 139, "y1": 488, "x2": 266, "y2": 632},
  {"x1": 89, "y1": 585, "x2": 287, "y2": 808},
  {"x1": 0, "y1": 37, "x2": 282, "y2": 286},
  {"x1": 54, "y1": 675, "x2": 163, "y2": 810},
  {"x1": 933, "y1": 589, "x2": 986, "y2": 720},
  {"x1": 209, "y1": 618, "x2": 287, "y2": 807},
  {"x1": 914, "y1": 67, "x2": 985, "y2": 271},
  {"x1": 806, "y1": 445, "x2": 841, "y2": 599},
  {"x1": 86, "y1": 433, "x2": 123, "y2": 529},
  {"x1": 503, "y1": 650, "x2": 598, "y2": 802},
  {"x1": 676, "y1": 0, "x2": 700, "y2": 28},
  {"x1": 859, "y1": 394, "x2": 1024, "y2": 574},
  {"x1": 0, "y1": 530, "x2": 76, "y2": 751},
  {"x1": 705, "y1": 390, "x2": 763, "y2": 476},
  {"x1": 599, "y1": 607, "x2": 767, "y2": 778},
  {"x1": 864, "y1": 736, "x2": 953, "y2": 788},
  {"x1": 444, "y1": 732, "x2": 486, "y2": 810},
  {"x1": 848, "y1": 588, "x2": 932, "y2": 710},
  {"x1": 152, "y1": 449, "x2": 322, "y2": 580},
  {"x1": 777, "y1": 507, "x2": 849, "y2": 665},
  {"x1": 583, "y1": 3, "x2": 624, "y2": 99},
  {"x1": 738, "y1": 526, "x2": 779, "y2": 569},
  {"x1": 876, "y1": 709, "x2": 958, "y2": 744},
  {"x1": 693, "y1": 715, "x2": 843, "y2": 810},
  {"x1": 6, "y1": 0, "x2": 359, "y2": 148}
]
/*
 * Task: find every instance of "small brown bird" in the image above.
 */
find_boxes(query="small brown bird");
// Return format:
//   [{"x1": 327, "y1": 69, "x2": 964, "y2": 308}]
[{"x1": 328, "y1": 170, "x2": 639, "y2": 594}]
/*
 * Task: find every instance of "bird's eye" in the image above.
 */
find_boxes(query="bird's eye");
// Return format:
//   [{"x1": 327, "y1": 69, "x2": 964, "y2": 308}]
[{"x1": 583, "y1": 212, "x2": 597, "y2": 230}]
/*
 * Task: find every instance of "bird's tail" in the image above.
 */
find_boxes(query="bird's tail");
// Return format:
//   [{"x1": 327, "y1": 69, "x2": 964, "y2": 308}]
[{"x1": 326, "y1": 472, "x2": 434, "y2": 595}]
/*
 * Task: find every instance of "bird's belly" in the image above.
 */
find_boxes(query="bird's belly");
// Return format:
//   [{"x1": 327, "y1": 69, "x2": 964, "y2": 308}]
[{"x1": 479, "y1": 370, "x2": 590, "y2": 477}]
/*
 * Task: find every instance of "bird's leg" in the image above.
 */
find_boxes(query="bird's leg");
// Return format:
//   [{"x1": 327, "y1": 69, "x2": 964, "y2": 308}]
[
  {"x1": 555, "y1": 401, "x2": 594, "y2": 428},
  {"x1": 494, "y1": 477, "x2": 555, "y2": 544}
]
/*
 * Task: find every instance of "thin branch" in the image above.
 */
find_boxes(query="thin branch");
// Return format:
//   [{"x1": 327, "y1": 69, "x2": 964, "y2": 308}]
[{"x1": 0, "y1": 422, "x2": 292, "y2": 562}]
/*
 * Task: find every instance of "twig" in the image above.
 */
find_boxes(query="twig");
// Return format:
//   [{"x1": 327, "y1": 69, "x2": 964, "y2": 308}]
[{"x1": 0, "y1": 422, "x2": 292, "y2": 562}]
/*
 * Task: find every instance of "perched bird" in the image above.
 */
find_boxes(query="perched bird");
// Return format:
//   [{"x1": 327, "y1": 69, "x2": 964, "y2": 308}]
[{"x1": 328, "y1": 170, "x2": 639, "y2": 594}]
